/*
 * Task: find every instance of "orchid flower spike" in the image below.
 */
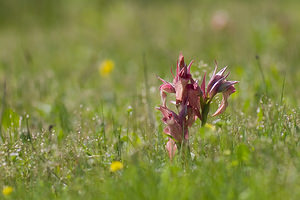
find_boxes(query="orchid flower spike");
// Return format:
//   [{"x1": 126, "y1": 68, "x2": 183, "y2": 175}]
[
  {"x1": 201, "y1": 63, "x2": 238, "y2": 116},
  {"x1": 157, "y1": 53, "x2": 238, "y2": 159}
]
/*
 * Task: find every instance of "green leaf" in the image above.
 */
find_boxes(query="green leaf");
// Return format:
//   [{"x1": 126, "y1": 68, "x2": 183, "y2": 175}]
[
  {"x1": 1, "y1": 108, "x2": 21, "y2": 130},
  {"x1": 236, "y1": 144, "x2": 250, "y2": 162}
]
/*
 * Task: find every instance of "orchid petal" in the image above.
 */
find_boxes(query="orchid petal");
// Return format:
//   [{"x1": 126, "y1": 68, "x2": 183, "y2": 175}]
[
  {"x1": 201, "y1": 73, "x2": 206, "y2": 98},
  {"x1": 166, "y1": 139, "x2": 177, "y2": 159},
  {"x1": 217, "y1": 80, "x2": 238, "y2": 93},
  {"x1": 178, "y1": 53, "x2": 185, "y2": 69},
  {"x1": 208, "y1": 76, "x2": 226, "y2": 98},
  {"x1": 186, "y1": 106, "x2": 196, "y2": 127},
  {"x1": 187, "y1": 60, "x2": 194, "y2": 74},
  {"x1": 158, "y1": 77, "x2": 175, "y2": 106},
  {"x1": 207, "y1": 66, "x2": 228, "y2": 94},
  {"x1": 174, "y1": 78, "x2": 189, "y2": 103},
  {"x1": 212, "y1": 85, "x2": 236, "y2": 116},
  {"x1": 157, "y1": 106, "x2": 183, "y2": 142},
  {"x1": 216, "y1": 66, "x2": 228, "y2": 76},
  {"x1": 187, "y1": 83, "x2": 202, "y2": 120}
]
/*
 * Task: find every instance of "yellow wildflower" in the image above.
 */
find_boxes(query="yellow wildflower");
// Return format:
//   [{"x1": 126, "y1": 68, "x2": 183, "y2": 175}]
[
  {"x1": 110, "y1": 161, "x2": 123, "y2": 172},
  {"x1": 2, "y1": 186, "x2": 13, "y2": 196},
  {"x1": 99, "y1": 59, "x2": 114, "y2": 77},
  {"x1": 205, "y1": 123, "x2": 216, "y2": 131},
  {"x1": 224, "y1": 149, "x2": 231, "y2": 156}
]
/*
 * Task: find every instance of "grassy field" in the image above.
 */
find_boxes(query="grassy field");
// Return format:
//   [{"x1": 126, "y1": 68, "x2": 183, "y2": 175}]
[{"x1": 0, "y1": 0, "x2": 300, "y2": 199}]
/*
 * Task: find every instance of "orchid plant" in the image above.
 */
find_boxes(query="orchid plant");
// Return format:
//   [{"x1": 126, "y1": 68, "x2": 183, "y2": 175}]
[{"x1": 157, "y1": 53, "x2": 238, "y2": 159}]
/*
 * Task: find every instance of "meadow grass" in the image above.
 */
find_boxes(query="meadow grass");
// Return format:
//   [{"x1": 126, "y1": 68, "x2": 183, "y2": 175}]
[{"x1": 0, "y1": 0, "x2": 299, "y2": 199}]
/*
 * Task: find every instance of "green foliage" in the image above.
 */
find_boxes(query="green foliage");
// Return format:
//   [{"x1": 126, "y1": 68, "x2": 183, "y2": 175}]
[
  {"x1": 2, "y1": 108, "x2": 20, "y2": 131},
  {"x1": 0, "y1": 0, "x2": 300, "y2": 199}
]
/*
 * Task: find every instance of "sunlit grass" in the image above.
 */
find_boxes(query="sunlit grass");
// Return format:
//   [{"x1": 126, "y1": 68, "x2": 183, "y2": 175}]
[{"x1": 0, "y1": 0, "x2": 299, "y2": 199}]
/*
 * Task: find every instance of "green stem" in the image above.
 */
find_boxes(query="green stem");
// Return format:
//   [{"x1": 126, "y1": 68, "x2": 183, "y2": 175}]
[{"x1": 201, "y1": 103, "x2": 210, "y2": 127}]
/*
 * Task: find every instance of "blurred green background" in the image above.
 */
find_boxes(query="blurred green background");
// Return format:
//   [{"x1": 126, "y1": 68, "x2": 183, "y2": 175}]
[
  {"x1": 0, "y1": 0, "x2": 299, "y2": 111},
  {"x1": 0, "y1": 0, "x2": 300, "y2": 199}
]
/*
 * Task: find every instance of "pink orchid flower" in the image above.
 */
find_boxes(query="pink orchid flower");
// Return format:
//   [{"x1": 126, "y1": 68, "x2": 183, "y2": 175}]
[
  {"x1": 173, "y1": 54, "x2": 193, "y2": 104},
  {"x1": 157, "y1": 54, "x2": 197, "y2": 158},
  {"x1": 156, "y1": 106, "x2": 187, "y2": 143},
  {"x1": 158, "y1": 77, "x2": 175, "y2": 107},
  {"x1": 157, "y1": 54, "x2": 238, "y2": 159},
  {"x1": 201, "y1": 64, "x2": 238, "y2": 116}
]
